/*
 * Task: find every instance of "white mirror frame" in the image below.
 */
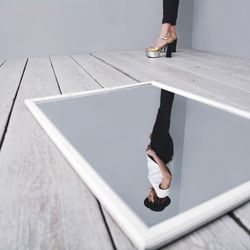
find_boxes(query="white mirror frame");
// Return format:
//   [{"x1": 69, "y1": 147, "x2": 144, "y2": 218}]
[{"x1": 24, "y1": 81, "x2": 250, "y2": 250}]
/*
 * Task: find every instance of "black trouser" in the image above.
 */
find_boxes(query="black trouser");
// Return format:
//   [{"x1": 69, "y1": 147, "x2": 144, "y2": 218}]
[
  {"x1": 150, "y1": 89, "x2": 174, "y2": 164},
  {"x1": 162, "y1": 0, "x2": 180, "y2": 26}
]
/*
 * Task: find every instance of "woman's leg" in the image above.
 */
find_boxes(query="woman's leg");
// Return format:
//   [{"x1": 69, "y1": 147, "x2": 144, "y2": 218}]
[
  {"x1": 150, "y1": 89, "x2": 175, "y2": 164},
  {"x1": 153, "y1": 24, "x2": 171, "y2": 47},
  {"x1": 162, "y1": 0, "x2": 180, "y2": 26},
  {"x1": 154, "y1": 0, "x2": 179, "y2": 47},
  {"x1": 169, "y1": 0, "x2": 179, "y2": 38},
  {"x1": 172, "y1": 0, "x2": 180, "y2": 26}
]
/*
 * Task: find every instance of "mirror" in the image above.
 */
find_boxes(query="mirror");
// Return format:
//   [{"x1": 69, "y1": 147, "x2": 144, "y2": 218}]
[{"x1": 25, "y1": 82, "x2": 250, "y2": 249}]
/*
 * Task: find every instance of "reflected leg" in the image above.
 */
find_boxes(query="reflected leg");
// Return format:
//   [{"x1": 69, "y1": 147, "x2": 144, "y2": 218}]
[{"x1": 150, "y1": 89, "x2": 175, "y2": 164}]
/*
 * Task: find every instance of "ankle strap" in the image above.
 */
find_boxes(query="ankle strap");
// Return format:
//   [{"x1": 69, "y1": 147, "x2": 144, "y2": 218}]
[{"x1": 160, "y1": 35, "x2": 168, "y2": 40}]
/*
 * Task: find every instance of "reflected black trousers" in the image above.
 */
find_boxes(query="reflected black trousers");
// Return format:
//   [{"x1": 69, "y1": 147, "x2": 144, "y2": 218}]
[
  {"x1": 162, "y1": 0, "x2": 180, "y2": 26},
  {"x1": 150, "y1": 89, "x2": 175, "y2": 164}
]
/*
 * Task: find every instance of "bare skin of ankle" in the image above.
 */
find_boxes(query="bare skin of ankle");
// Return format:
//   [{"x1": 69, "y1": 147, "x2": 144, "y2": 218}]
[
  {"x1": 154, "y1": 23, "x2": 177, "y2": 48},
  {"x1": 170, "y1": 25, "x2": 177, "y2": 36}
]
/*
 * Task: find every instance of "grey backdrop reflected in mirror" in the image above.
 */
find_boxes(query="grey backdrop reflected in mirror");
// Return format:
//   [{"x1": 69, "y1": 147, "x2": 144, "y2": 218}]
[{"x1": 37, "y1": 85, "x2": 250, "y2": 227}]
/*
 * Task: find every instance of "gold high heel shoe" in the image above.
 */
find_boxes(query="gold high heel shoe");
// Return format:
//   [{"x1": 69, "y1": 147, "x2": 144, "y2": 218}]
[
  {"x1": 161, "y1": 33, "x2": 177, "y2": 53},
  {"x1": 145, "y1": 35, "x2": 175, "y2": 58}
]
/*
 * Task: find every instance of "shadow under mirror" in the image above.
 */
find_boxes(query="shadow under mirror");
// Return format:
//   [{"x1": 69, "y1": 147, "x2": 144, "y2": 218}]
[{"x1": 36, "y1": 84, "x2": 250, "y2": 227}]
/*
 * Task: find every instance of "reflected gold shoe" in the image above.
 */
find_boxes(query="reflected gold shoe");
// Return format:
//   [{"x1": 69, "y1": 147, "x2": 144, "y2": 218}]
[{"x1": 145, "y1": 35, "x2": 175, "y2": 58}]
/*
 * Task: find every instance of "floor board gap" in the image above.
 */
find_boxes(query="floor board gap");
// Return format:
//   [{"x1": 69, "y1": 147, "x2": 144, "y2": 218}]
[
  {"x1": 89, "y1": 53, "x2": 140, "y2": 83},
  {"x1": 69, "y1": 54, "x2": 104, "y2": 88},
  {"x1": 0, "y1": 59, "x2": 7, "y2": 68},
  {"x1": 96, "y1": 199, "x2": 117, "y2": 250},
  {"x1": 228, "y1": 211, "x2": 250, "y2": 236},
  {"x1": 49, "y1": 56, "x2": 62, "y2": 94},
  {"x1": 0, "y1": 58, "x2": 28, "y2": 151}
]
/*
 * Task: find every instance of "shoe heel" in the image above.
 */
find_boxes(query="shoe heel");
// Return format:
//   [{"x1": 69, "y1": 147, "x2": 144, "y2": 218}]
[
  {"x1": 166, "y1": 43, "x2": 172, "y2": 58},
  {"x1": 172, "y1": 39, "x2": 177, "y2": 53}
]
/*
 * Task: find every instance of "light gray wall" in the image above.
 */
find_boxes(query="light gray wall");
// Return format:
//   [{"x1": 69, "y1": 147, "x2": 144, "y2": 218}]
[
  {"x1": 192, "y1": 0, "x2": 250, "y2": 58},
  {"x1": 0, "y1": 0, "x2": 193, "y2": 58}
]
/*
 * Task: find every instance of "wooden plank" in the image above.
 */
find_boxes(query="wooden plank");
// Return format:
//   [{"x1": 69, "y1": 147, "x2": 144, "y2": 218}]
[
  {"x1": 178, "y1": 49, "x2": 250, "y2": 82},
  {"x1": 174, "y1": 50, "x2": 250, "y2": 83},
  {"x1": 90, "y1": 50, "x2": 250, "y2": 249},
  {"x1": 163, "y1": 215, "x2": 250, "y2": 250},
  {"x1": 0, "y1": 58, "x2": 27, "y2": 143},
  {"x1": 0, "y1": 57, "x2": 113, "y2": 250},
  {"x1": 128, "y1": 50, "x2": 250, "y2": 107},
  {"x1": 71, "y1": 53, "x2": 135, "y2": 87},
  {"x1": 179, "y1": 49, "x2": 250, "y2": 71},
  {"x1": 91, "y1": 51, "x2": 216, "y2": 99},
  {"x1": 93, "y1": 51, "x2": 250, "y2": 114},
  {"x1": 169, "y1": 53, "x2": 250, "y2": 94},
  {"x1": 50, "y1": 55, "x2": 101, "y2": 93}
]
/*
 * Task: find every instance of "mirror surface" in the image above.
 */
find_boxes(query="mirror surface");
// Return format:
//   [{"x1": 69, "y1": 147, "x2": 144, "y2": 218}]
[{"x1": 36, "y1": 84, "x2": 250, "y2": 227}]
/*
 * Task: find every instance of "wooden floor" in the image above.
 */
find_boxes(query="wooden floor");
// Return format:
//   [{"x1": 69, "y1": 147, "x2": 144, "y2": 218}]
[{"x1": 0, "y1": 49, "x2": 249, "y2": 249}]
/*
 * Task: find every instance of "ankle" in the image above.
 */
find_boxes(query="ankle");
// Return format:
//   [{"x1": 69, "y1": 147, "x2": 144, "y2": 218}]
[
  {"x1": 170, "y1": 31, "x2": 176, "y2": 37},
  {"x1": 170, "y1": 26, "x2": 177, "y2": 36},
  {"x1": 160, "y1": 23, "x2": 171, "y2": 37}
]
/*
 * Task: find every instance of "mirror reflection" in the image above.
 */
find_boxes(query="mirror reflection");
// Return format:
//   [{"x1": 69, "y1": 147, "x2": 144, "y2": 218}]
[
  {"x1": 145, "y1": 89, "x2": 174, "y2": 211},
  {"x1": 36, "y1": 84, "x2": 250, "y2": 227}
]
